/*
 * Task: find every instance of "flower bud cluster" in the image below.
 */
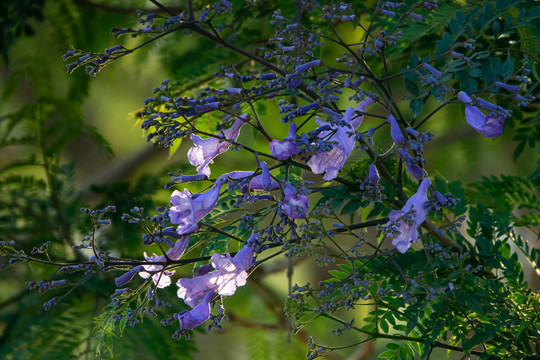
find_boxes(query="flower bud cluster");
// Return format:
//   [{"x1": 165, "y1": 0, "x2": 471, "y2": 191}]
[
  {"x1": 320, "y1": 4, "x2": 357, "y2": 23},
  {"x1": 329, "y1": 317, "x2": 355, "y2": 336},
  {"x1": 31, "y1": 241, "x2": 50, "y2": 254}
]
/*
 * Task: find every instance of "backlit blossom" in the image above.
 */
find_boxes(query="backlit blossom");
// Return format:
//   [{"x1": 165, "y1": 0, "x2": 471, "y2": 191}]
[
  {"x1": 115, "y1": 265, "x2": 143, "y2": 287},
  {"x1": 227, "y1": 162, "x2": 279, "y2": 192},
  {"x1": 307, "y1": 97, "x2": 375, "y2": 180},
  {"x1": 269, "y1": 122, "x2": 301, "y2": 160},
  {"x1": 188, "y1": 114, "x2": 250, "y2": 176},
  {"x1": 177, "y1": 244, "x2": 254, "y2": 307},
  {"x1": 139, "y1": 237, "x2": 190, "y2": 288},
  {"x1": 457, "y1": 91, "x2": 504, "y2": 138},
  {"x1": 248, "y1": 162, "x2": 278, "y2": 191},
  {"x1": 385, "y1": 178, "x2": 431, "y2": 253},
  {"x1": 282, "y1": 186, "x2": 309, "y2": 219},
  {"x1": 169, "y1": 175, "x2": 229, "y2": 235},
  {"x1": 177, "y1": 290, "x2": 215, "y2": 330}
]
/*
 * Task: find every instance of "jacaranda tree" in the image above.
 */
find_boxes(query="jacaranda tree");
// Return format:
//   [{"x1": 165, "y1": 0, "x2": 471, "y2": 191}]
[{"x1": 1, "y1": 0, "x2": 539, "y2": 359}]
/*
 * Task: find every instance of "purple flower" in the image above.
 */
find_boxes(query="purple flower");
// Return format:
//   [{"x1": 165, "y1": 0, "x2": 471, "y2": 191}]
[
  {"x1": 457, "y1": 91, "x2": 504, "y2": 138},
  {"x1": 227, "y1": 162, "x2": 279, "y2": 192},
  {"x1": 170, "y1": 174, "x2": 208, "y2": 183},
  {"x1": 368, "y1": 164, "x2": 380, "y2": 185},
  {"x1": 295, "y1": 60, "x2": 323, "y2": 75},
  {"x1": 494, "y1": 81, "x2": 520, "y2": 94},
  {"x1": 388, "y1": 115, "x2": 405, "y2": 146},
  {"x1": 248, "y1": 161, "x2": 278, "y2": 191},
  {"x1": 421, "y1": 63, "x2": 442, "y2": 77},
  {"x1": 188, "y1": 114, "x2": 250, "y2": 176},
  {"x1": 169, "y1": 175, "x2": 229, "y2": 235},
  {"x1": 269, "y1": 122, "x2": 301, "y2": 160},
  {"x1": 177, "y1": 290, "x2": 214, "y2": 330},
  {"x1": 139, "y1": 237, "x2": 190, "y2": 288},
  {"x1": 307, "y1": 97, "x2": 375, "y2": 180},
  {"x1": 381, "y1": 9, "x2": 395, "y2": 17},
  {"x1": 385, "y1": 178, "x2": 431, "y2": 253},
  {"x1": 341, "y1": 15, "x2": 356, "y2": 22},
  {"x1": 406, "y1": 163, "x2": 424, "y2": 181},
  {"x1": 115, "y1": 265, "x2": 143, "y2": 287},
  {"x1": 407, "y1": 12, "x2": 423, "y2": 21},
  {"x1": 177, "y1": 245, "x2": 254, "y2": 307},
  {"x1": 282, "y1": 186, "x2": 309, "y2": 219}
]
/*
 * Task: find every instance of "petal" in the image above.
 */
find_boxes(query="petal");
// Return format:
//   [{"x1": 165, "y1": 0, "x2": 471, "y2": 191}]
[
  {"x1": 177, "y1": 272, "x2": 219, "y2": 307},
  {"x1": 368, "y1": 164, "x2": 380, "y2": 185},
  {"x1": 388, "y1": 115, "x2": 405, "y2": 146},
  {"x1": 232, "y1": 245, "x2": 254, "y2": 271},
  {"x1": 178, "y1": 291, "x2": 214, "y2": 330},
  {"x1": 115, "y1": 265, "x2": 143, "y2": 287}
]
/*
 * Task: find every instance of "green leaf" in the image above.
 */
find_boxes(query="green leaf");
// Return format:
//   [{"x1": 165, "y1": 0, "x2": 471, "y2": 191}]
[
  {"x1": 406, "y1": 315, "x2": 418, "y2": 335},
  {"x1": 328, "y1": 270, "x2": 349, "y2": 280},
  {"x1": 378, "y1": 350, "x2": 395, "y2": 359},
  {"x1": 410, "y1": 99, "x2": 423, "y2": 118},
  {"x1": 493, "y1": 20, "x2": 500, "y2": 35},
  {"x1": 340, "y1": 200, "x2": 363, "y2": 215}
]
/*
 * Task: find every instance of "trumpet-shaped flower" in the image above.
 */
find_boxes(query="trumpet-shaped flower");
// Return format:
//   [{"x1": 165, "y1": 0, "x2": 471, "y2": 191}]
[
  {"x1": 368, "y1": 164, "x2": 380, "y2": 185},
  {"x1": 188, "y1": 114, "x2": 250, "y2": 176},
  {"x1": 388, "y1": 115, "x2": 405, "y2": 146},
  {"x1": 177, "y1": 244, "x2": 254, "y2": 307},
  {"x1": 307, "y1": 97, "x2": 375, "y2": 180},
  {"x1": 457, "y1": 91, "x2": 504, "y2": 138},
  {"x1": 139, "y1": 237, "x2": 190, "y2": 288},
  {"x1": 177, "y1": 290, "x2": 215, "y2": 330},
  {"x1": 385, "y1": 178, "x2": 431, "y2": 253},
  {"x1": 115, "y1": 265, "x2": 143, "y2": 287},
  {"x1": 282, "y1": 186, "x2": 309, "y2": 219},
  {"x1": 169, "y1": 175, "x2": 229, "y2": 235},
  {"x1": 227, "y1": 162, "x2": 279, "y2": 192},
  {"x1": 269, "y1": 122, "x2": 302, "y2": 160}
]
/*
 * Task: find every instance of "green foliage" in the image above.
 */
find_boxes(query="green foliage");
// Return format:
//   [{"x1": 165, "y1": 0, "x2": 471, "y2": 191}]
[{"x1": 0, "y1": 0, "x2": 45, "y2": 61}]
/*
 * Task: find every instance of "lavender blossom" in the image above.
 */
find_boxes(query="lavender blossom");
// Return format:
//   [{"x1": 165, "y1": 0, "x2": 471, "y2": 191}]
[
  {"x1": 407, "y1": 12, "x2": 422, "y2": 21},
  {"x1": 177, "y1": 291, "x2": 215, "y2": 330},
  {"x1": 188, "y1": 114, "x2": 250, "y2": 176},
  {"x1": 307, "y1": 97, "x2": 375, "y2": 180},
  {"x1": 248, "y1": 161, "x2": 278, "y2": 191},
  {"x1": 381, "y1": 9, "x2": 395, "y2": 17},
  {"x1": 227, "y1": 162, "x2": 279, "y2": 192},
  {"x1": 115, "y1": 265, "x2": 143, "y2": 287},
  {"x1": 457, "y1": 92, "x2": 505, "y2": 138},
  {"x1": 368, "y1": 164, "x2": 380, "y2": 185},
  {"x1": 139, "y1": 237, "x2": 190, "y2": 288},
  {"x1": 295, "y1": 60, "x2": 323, "y2": 75},
  {"x1": 169, "y1": 175, "x2": 229, "y2": 235},
  {"x1": 388, "y1": 115, "x2": 405, "y2": 146},
  {"x1": 282, "y1": 186, "x2": 309, "y2": 219},
  {"x1": 406, "y1": 163, "x2": 424, "y2": 181},
  {"x1": 494, "y1": 81, "x2": 520, "y2": 94},
  {"x1": 269, "y1": 122, "x2": 301, "y2": 160},
  {"x1": 421, "y1": 63, "x2": 442, "y2": 77},
  {"x1": 177, "y1": 245, "x2": 254, "y2": 307},
  {"x1": 385, "y1": 178, "x2": 431, "y2": 253}
]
